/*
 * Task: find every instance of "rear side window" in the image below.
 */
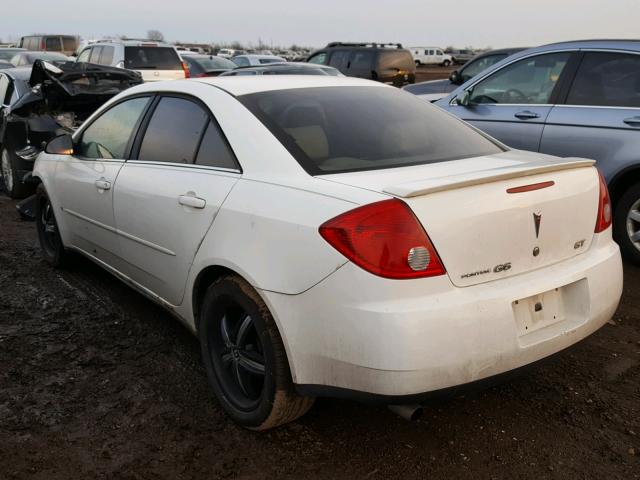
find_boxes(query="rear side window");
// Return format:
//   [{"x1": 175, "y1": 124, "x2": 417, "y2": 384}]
[
  {"x1": 567, "y1": 52, "x2": 640, "y2": 108},
  {"x1": 259, "y1": 58, "x2": 281, "y2": 64},
  {"x1": 124, "y1": 47, "x2": 181, "y2": 70},
  {"x1": 89, "y1": 46, "x2": 103, "y2": 63},
  {"x1": 350, "y1": 51, "x2": 373, "y2": 69},
  {"x1": 78, "y1": 97, "x2": 150, "y2": 159},
  {"x1": 45, "y1": 37, "x2": 61, "y2": 51},
  {"x1": 239, "y1": 86, "x2": 503, "y2": 175},
  {"x1": 99, "y1": 46, "x2": 114, "y2": 65},
  {"x1": 138, "y1": 97, "x2": 208, "y2": 163},
  {"x1": 195, "y1": 121, "x2": 238, "y2": 169}
]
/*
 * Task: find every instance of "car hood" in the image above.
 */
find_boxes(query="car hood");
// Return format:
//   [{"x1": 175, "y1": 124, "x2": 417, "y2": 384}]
[{"x1": 11, "y1": 60, "x2": 143, "y2": 115}]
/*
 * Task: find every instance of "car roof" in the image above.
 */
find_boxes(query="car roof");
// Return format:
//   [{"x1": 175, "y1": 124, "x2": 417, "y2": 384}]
[
  {"x1": 91, "y1": 40, "x2": 175, "y2": 47},
  {"x1": 232, "y1": 62, "x2": 330, "y2": 70},
  {"x1": 234, "y1": 54, "x2": 285, "y2": 59},
  {"x1": 129, "y1": 75, "x2": 386, "y2": 96},
  {"x1": 511, "y1": 39, "x2": 640, "y2": 57}
]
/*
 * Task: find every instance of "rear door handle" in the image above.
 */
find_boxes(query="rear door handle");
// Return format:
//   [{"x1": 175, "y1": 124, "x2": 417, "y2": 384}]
[
  {"x1": 178, "y1": 193, "x2": 206, "y2": 209},
  {"x1": 514, "y1": 110, "x2": 540, "y2": 120},
  {"x1": 94, "y1": 178, "x2": 111, "y2": 190},
  {"x1": 623, "y1": 116, "x2": 640, "y2": 127}
]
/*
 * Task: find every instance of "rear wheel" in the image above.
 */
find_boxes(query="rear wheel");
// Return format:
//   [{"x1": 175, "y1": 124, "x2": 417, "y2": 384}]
[
  {"x1": 414, "y1": 60, "x2": 420, "y2": 67},
  {"x1": 1, "y1": 148, "x2": 32, "y2": 199},
  {"x1": 199, "y1": 275, "x2": 314, "y2": 430},
  {"x1": 35, "y1": 184, "x2": 69, "y2": 267},
  {"x1": 442, "y1": 59, "x2": 451, "y2": 67},
  {"x1": 613, "y1": 183, "x2": 640, "y2": 265}
]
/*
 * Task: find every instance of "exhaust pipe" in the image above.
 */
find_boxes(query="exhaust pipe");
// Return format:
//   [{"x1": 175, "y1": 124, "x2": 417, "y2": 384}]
[{"x1": 388, "y1": 404, "x2": 424, "y2": 421}]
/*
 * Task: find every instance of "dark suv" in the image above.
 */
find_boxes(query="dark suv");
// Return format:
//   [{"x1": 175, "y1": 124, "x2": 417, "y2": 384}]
[{"x1": 307, "y1": 42, "x2": 415, "y2": 86}]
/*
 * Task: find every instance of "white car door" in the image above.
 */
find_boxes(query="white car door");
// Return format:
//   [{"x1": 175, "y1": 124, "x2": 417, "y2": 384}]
[
  {"x1": 55, "y1": 96, "x2": 151, "y2": 271},
  {"x1": 113, "y1": 95, "x2": 240, "y2": 306}
]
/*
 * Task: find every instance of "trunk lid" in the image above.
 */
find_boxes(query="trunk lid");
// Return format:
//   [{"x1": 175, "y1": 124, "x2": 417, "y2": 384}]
[{"x1": 321, "y1": 151, "x2": 600, "y2": 287}]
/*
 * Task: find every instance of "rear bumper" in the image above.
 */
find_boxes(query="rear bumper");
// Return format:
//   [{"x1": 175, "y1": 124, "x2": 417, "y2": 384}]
[{"x1": 262, "y1": 231, "x2": 622, "y2": 398}]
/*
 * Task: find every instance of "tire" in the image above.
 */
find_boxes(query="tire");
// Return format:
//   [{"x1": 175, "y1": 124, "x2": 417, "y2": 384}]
[
  {"x1": 613, "y1": 183, "x2": 640, "y2": 265},
  {"x1": 442, "y1": 60, "x2": 451, "y2": 67},
  {"x1": 35, "y1": 184, "x2": 69, "y2": 267},
  {"x1": 1, "y1": 147, "x2": 33, "y2": 199},
  {"x1": 199, "y1": 275, "x2": 314, "y2": 430},
  {"x1": 414, "y1": 60, "x2": 421, "y2": 67}
]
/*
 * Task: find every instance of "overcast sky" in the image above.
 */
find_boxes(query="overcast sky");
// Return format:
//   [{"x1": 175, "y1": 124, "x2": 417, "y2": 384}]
[{"x1": 5, "y1": 0, "x2": 639, "y2": 48}]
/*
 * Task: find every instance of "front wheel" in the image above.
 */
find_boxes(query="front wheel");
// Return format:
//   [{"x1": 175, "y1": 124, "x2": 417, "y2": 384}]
[
  {"x1": 35, "y1": 184, "x2": 69, "y2": 267},
  {"x1": 1, "y1": 148, "x2": 32, "y2": 199},
  {"x1": 414, "y1": 60, "x2": 421, "y2": 67},
  {"x1": 199, "y1": 275, "x2": 314, "y2": 430},
  {"x1": 613, "y1": 183, "x2": 640, "y2": 265}
]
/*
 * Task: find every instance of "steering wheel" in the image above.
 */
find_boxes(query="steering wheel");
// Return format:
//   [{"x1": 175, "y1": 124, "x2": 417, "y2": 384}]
[{"x1": 504, "y1": 88, "x2": 528, "y2": 103}]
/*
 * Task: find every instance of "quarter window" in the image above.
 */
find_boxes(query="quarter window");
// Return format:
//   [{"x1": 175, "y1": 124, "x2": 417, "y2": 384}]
[
  {"x1": 566, "y1": 52, "x2": 640, "y2": 108},
  {"x1": 195, "y1": 121, "x2": 238, "y2": 169},
  {"x1": 469, "y1": 52, "x2": 570, "y2": 104},
  {"x1": 138, "y1": 97, "x2": 208, "y2": 164},
  {"x1": 308, "y1": 53, "x2": 327, "y2": 65},
  {"x1": 78, "y1": 97, "x2": 150, "y2": 159}
]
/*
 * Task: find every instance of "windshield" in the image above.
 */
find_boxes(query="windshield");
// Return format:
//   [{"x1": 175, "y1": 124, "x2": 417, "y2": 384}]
[{"x1": 240, "y1": 86, "x2": 503, "y2": 175}]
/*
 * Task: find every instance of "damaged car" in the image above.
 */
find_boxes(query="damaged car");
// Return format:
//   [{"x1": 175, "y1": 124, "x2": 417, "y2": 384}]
[{"x1": 0, "y1": 59, "x2": 142, "y2": 198}]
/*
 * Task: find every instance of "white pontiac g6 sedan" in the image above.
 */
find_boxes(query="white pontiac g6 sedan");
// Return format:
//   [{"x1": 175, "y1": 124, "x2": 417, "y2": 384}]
[{"x1": 33, "y1": 76, "x2": 623, "y2": 429}]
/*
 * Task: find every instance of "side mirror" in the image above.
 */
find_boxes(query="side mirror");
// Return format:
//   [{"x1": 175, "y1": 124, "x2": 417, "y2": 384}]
[
  {"x1": 449, "y1": 70, "x2": 461, "y2": 84},
  {"x1": 45, "y1": 134, "x2": 74, "y2": 155},
  {"x1": 454, "y1": 90, "x2": 471, "y2": 107}
]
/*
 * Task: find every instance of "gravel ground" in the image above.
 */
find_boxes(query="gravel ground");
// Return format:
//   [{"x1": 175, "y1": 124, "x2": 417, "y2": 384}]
[{"x1": 0, "y1": 190, "x2": 639, "y2": 479}]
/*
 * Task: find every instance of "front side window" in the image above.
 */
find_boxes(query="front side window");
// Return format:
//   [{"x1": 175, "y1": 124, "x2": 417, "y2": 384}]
[
  {"x1": 469, "y1": 52, "x2": 570, "y2": 104},
  {"x1": 459, "y1": 54, "x2": 507, "y2": 82},
  {"x1": 138, "y1": 97, "x2": 208, "y2": 163},
  {"x1": 308, "y1": 52, "x2": 327, "y2": 65},
  {"x1": 328, "y1": 51, "x2": 347, "y2": 68},
  {"x1": 567, "y1": 52, "x2": 640, "y2": 108},
  {"x1": 0, "y1": 75, "x2": 11, "y2": 105},
  {"x1": 78, "y1": 97, "x2": 150, "y2": 159},
  {"x1": 240, "y1": 86, "x2": 503, "y2": 175},
  {"x1": 76, "y1": 48, "x2": 91, "y2": 63}
]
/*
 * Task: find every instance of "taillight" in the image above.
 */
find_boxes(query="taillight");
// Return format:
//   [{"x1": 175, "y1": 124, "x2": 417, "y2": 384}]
[
  {"x1": 319, "y1": 199, "x2": 446, "y2": 279},
  {"x1": 182, "y1": 61, "x2": 190, "y2": 78},
  {"x1": 595, "y1": 170, "x2": 612, "y2": 233}
]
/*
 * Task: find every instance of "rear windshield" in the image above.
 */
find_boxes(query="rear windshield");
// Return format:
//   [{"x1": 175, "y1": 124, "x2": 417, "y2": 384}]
[
  {"x1": 239, "y1": 86, "x2": 503, "y2": 175},
  {"x1": 192, "y1": 56, "x2": 236, "y2": 70},
  {"x1": 124, "y1": 47, "x2": 181, "y2": 70}
]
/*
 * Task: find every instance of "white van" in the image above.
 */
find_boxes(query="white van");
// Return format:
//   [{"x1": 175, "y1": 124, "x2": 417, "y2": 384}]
[{"x1": 409, "y1": 47, "x2": 452, "y2": 66}]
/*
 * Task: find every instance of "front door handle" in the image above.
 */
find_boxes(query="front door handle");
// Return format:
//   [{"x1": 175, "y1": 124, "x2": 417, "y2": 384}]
[
  {"x1": 178, "y1": 192, "x2": 206, "y2": 209},
  {"x1": 94, "y1": 178, "x2": 111, "y2": 190},
  {"x1": 514, "y1": 110, "x2": 540, "y2": 120},
  {"x1": 623, "y1": 116, "x2": 640, "y2": 127}
]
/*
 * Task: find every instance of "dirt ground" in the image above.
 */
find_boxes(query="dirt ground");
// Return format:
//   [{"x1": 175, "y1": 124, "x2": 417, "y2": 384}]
[
  {"x1": 414, "y1": 64, "x2": 457, "y2": 83},
  {"x1": 0, "y1": 189, "x2": 639, "y2": 480}
]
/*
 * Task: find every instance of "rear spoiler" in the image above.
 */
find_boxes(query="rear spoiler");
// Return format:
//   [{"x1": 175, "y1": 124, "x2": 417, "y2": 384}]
[{"x1": 383, "y1": 158, "x2": 596, "y2": 198}]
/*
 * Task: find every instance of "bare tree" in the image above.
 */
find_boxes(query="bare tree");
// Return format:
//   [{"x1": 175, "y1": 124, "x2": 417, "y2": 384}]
[{"x1": 147, "y1": 30, "x2": 165, "y2": 42}]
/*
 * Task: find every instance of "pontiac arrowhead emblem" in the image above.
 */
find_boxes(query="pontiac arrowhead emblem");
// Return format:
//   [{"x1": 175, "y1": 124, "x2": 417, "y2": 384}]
[{"x1": 533, "y1": 212, "x2": 542, "y2": 238}]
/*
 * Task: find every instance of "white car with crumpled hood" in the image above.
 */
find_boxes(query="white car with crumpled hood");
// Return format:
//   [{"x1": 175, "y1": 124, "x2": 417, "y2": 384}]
[{"x1": 32, "y1": 76, "x2": 622, "y2": 429}]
